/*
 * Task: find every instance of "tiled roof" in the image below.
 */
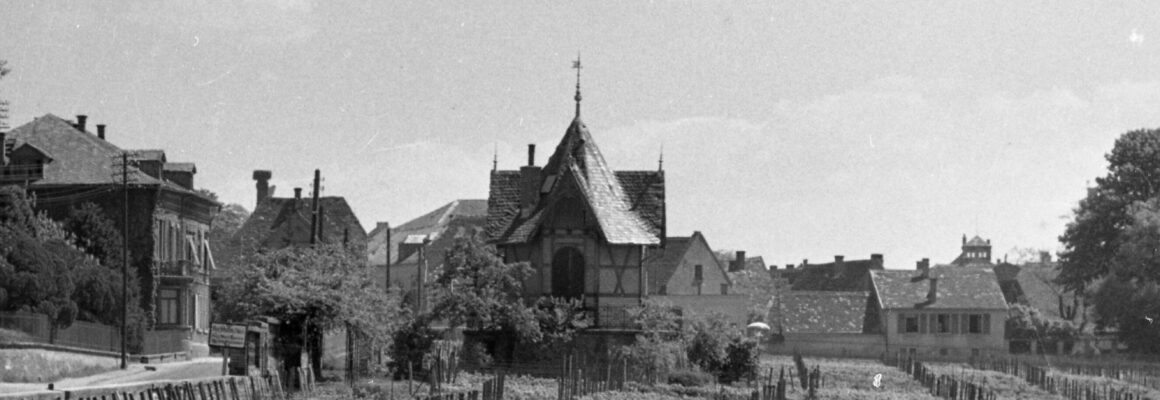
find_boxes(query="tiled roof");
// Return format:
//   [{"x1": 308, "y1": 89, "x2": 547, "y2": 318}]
[
  {"x1": 231, "y1": 196, "x2": 367, "y2": 256},
  {"x1": 163, "y1": 163, "x2": 196, "y2": 173},
  {"x1": 487, "y1": 117, "x2": 661, "y2": 245},
  {"x1": 965, "y1": 235, "x2": 989, "y2": 246},
  {"x1": 127, "y1": 149, "x2": 166, "y2": 162},
  {"x1": 5, "y1": 114, "x2": 210, "y2": 204},
  {"x1": 1014, "y1": 262, "x2": 1080, "y2": 321},
  {"x1": 780, "y1": 291, "x2": 869, "y2": 333},
  {"x1": 870, "y1": 266, "x2": 1008, "y2": 310},
  {"x1": 367, "y1": 199, "x2": 487, "y2": 267},
  {"x1": 644, "y1": 237, "x2": 693, "y2": 293},
  {"x1": 789, "y1": 258, "x2": 882, "y2": 292}
]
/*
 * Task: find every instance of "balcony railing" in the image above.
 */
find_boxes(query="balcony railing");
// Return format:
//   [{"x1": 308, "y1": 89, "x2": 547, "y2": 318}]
[{"x1": 156, "y1": 260, "x2": 202, "y2": 277}]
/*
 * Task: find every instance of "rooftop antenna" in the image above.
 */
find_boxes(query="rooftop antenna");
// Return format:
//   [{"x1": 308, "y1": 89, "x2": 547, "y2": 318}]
[{"x1": 572, "y1": 53, "x2": 582, "y2": 117}]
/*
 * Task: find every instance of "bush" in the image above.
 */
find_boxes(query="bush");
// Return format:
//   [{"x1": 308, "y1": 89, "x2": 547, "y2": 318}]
[
  {"x1": 388, "y1": 315, "x2": 439, "y2": 379},
  {"x1": 667, "y1": 369, "x2": 714, "y2": 387},
  {"x1": 718, "y1": 337, "x2": 759, "y2": 384}
]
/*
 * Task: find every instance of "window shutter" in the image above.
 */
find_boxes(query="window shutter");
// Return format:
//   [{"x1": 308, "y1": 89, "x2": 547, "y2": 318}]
[
  {"x1": 983, "y1": 313, "x2": 991, "y2": 334},
  {"x1": 897, "y1": 313, "x2": 906, "y2": 333}
]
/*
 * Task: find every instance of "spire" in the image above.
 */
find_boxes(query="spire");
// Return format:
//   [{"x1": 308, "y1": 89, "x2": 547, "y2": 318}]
[
  {"x1": 658, "y1": 143, "x2": 664, "y2": 171},
  {"x1": 492, "y1": 142, "x2": 498, "y2": 171},
  {"x1": 572, "y1": 53, "x2": 582, "y2": 117}
]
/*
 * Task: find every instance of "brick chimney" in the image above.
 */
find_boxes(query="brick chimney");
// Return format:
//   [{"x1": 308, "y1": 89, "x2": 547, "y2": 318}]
[
  {"x1": 253, "y1": 170, "x2": 272, "y2": 208},
  {"x1": 731, "y1": 251, "x2": 747, "y2": 272},
  {"x1": 870, "y1": 253, "x2": 883, "y2": 269},
  {"x1": 520, "y1": 144, "x2": 541, "y2": 217},
  {"x1": 75, "y1": 115, "x2": 87, "y2": 132},
  {"x1": 96, "y1": 124, "x2": 106, "y2": 140},
  {"x1": 293, "y1": 187, "x2": 302, "y2": 201}
]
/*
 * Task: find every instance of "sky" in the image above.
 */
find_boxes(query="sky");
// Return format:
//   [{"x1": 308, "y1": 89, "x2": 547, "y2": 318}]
[{"x1": 3, "y1": 1, "x2": 1160, "y2": 269}]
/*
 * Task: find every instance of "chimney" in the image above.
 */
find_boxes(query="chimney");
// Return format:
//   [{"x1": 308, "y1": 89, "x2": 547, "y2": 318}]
[
  {"x1": 962, "y1": 234, "x2": 966, "y2": 245},
  {"x1": 75, "y1": 115, "x2": 87, "y2": 132},
  {"x1": 834, "y1": 255, "x2": 844, "y2": 263},
  {"x1": 802, "y1": 259, "x2": 809, "y2": 267},
  {"x1": 731, "y1": 251, "x2": 747, "y2": 272},
  {"x1": 293, "y1": 187, "x2": 302, "y2": 201},
  {"x1": 927, "y1": 277, "x2": 938, "y2": 303},
  {"x1": 785, "y1": 264, "x2": 794, "y2": 270},
  {"x1": 96, "y1": 124, "x2": 106, "y2": 140},
  {"x1": 0, "y1": 132, "x2": 6, "y2": 165},
  {"x1": 253, "y1": 170, "x2": 272, "y2": 208},
  {"x1": 519, "y1": 144, "x2": 542, "y2": 217},
  {"x1": 870, "y1": 253, "x2": 883, "y2": 269}
]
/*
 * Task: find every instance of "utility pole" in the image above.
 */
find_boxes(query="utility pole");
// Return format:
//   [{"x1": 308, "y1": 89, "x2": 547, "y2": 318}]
[
  {"x1": 120, "y1": 152, "x2": 128, "y2": 370},
  {"x1": 309, "y1": 169, "x2": 320, "y2": 245},
  {"x1": 384, "y1": 223, "x2": 391, "y2": 290}
]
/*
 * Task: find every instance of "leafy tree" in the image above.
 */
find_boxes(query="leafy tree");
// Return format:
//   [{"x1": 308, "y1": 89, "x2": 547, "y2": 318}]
[
  {"x1": 61, "y1": 203, "x2": 144, "y2": 348},
  {"x1": 430, "y1": 238, "x2": 535, "y2": 337},
  {"x1": 1090, "y1": 276, "x2": 1160, "y2": 353},
  {"x1": 215, "y1": 243, "x2": 401, "y2": 379},
  {"x1": 1059, "y1": 128, "x2": 1160, "y2": 292},
  {"x1": 0, "y1": 186, "x2": 78, "y2": 341}
]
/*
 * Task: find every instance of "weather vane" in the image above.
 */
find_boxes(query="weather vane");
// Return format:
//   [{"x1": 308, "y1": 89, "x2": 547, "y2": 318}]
[{"x1": 573, "y1": 53, "x2": 582, "y2": 116}]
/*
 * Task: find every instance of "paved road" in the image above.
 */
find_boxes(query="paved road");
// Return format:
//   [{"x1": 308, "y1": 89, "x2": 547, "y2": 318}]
[{"x1": 0, "y1": 357, "x2": 225, "y2": 394}]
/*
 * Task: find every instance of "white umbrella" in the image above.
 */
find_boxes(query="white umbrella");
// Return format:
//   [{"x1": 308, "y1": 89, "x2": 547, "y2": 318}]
[{"x1": 747, "y1": 322, "x2": 771, "y2": 330}]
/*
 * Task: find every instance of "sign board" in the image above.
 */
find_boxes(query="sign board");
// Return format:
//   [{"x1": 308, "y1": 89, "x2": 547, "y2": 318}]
[{"x1": 209, "y1": 323, "x2": 246, "y2": 349}]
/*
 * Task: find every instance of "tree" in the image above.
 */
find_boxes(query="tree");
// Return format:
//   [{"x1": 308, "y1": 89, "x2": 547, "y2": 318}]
[
  {"x1": 0, "y1": 186, "x2": 78, "y2": 341},
  {"x1": 0, "y1": 60, "x2": 10, "y2": 131},
  {"x1": 215, "y1": 243, "x2": 401, "y2": 380},
  {"x1": 61, "y1": 203, "x2": 145, "y2": 348},
  {"x1": 1058, "y1": 128, "x2": 1160, "y2": 352},
  {"x1": 1059, "y1": 128, "x2": 1160, "y2": 292}
]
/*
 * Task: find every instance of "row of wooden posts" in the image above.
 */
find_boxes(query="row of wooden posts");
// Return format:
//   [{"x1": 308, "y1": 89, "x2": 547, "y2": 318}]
[
  {"x1": 0, "y1": 369, "x2": 298, "y2": 400},
  {"x1": 555, "y1": 355, "x2": 632, "y2": 400},
  {"x1": 893, "y1": 355, "x2": 998, "y2": 400},
  {"x1": 971, "y1": 357, "x2": 1153, "y2": 400}
]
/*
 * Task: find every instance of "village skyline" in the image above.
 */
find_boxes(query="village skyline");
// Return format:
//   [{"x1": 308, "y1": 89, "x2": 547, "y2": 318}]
[{"x1": 4, "y1": 1, "x2": 1160, "y2": 267}]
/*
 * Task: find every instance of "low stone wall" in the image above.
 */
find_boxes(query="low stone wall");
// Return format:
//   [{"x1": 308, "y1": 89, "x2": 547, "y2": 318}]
[
  {"x1": 0, "y1": 347, "x2": 119, "y2": 383},
  {"x1": 768, "y1": 333, "x2": 885, "y2": 359}
]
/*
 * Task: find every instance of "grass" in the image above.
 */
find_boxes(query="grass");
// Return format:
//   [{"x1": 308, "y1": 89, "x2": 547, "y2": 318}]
[
  {"x1": 758, "y1": 355, "x2": 939, "y2": 400},
  {"x1": 0, "y1": 348, "x2": 119, "y2": 383}
]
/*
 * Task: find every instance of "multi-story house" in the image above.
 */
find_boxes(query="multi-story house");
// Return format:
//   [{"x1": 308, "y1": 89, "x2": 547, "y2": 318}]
[
  {"x1": 3, "y1": 114, "x2": 219, "y2": 357},
  {"x1": 485, "y1": 87, "x2": 668, "y2": 330}
]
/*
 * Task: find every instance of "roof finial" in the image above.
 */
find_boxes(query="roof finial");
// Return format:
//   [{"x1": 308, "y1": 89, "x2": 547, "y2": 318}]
[
  {"x1": 658, "y1": 143, "x2": 664, "y2": 171},
  {"x1": 492, "y1": 142, "x2": 498, "y2": 171},
  {"x1": 572, "y1": 53, "x2": 582, "y2": 117}
]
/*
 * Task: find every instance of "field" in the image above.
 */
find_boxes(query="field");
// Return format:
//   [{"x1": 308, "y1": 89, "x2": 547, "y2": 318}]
[
  {"x1": 758, "y1": 356, "x2": 938, "y2": 400},
  {"x1": 925, "y1": 362, "x2": 1063, "y2": 400}
]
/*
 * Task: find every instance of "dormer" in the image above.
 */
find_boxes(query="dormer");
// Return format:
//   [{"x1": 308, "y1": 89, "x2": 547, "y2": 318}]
[
  {"x1": 163, "y1": 162, "x2": 197, "y2": 190},
  {"x1": 1, "y1": 143, "x2": 53, "y2": 182},
  {"x1": 128, "y1": 149, "x2": 167, "y2": 180}
]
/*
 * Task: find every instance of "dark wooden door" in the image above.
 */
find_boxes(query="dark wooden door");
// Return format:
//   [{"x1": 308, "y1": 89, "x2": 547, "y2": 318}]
[{"x1": 551, "y1": 247, "x2": 585, "y2": 298}]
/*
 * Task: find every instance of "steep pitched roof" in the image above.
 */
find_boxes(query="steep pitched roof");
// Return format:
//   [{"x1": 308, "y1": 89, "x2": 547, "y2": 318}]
[
  {"x1": 870, "y1": 266, "x2": 1008, "y2": 310},
  {"x1": 965, "y1": 235, "x2": 989, "y2": 246},
  {"x1": 487, "y1": 117, "x2": 662, "y2": 245},
  {"x1": 789, "y1": 257, "x2": 883, "y2": 292},
  {"x1": 1014, "y1": 262, "x2": 1080, "y2": 321},
  {"x1": 644, "y1": 237, "x2": 693, "y2": 292},
  {"x1": 231, "y1": 196, "x2": 367, "y2": 255},
  {"x1": 366, "y1": 199, "x2": 487, "y2": 267},
  {"x1": 780, "y1": 291, "x2": 869, "y2": 334},
  {"x1": 3, "y1": 114, "x2": 206, "y2": 198}
]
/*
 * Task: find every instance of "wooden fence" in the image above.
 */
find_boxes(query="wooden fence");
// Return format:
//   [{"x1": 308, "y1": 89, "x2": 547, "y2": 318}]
[
  {"x1": 0, "y1": 373, "x2": 286, "y2": 400},
  {"x1": 890, "y1": 354, "x2": 998, "y2": 400},
  {"x1": 555, "y1": 355, "x2": 630, "y2": 400},
  {"x1": 971, "y1": 356, "x2": 1154, "y2": 400}
]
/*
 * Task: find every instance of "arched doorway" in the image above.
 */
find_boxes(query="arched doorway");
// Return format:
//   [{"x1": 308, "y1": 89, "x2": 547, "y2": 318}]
[{"x1": 551, "y1": 247, "x2": 585, "y2": 298}]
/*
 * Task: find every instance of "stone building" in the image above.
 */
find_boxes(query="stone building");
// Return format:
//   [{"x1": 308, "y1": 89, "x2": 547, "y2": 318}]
[{"x1": 3, "y1": 114, "x2": 219, "y2": 357}]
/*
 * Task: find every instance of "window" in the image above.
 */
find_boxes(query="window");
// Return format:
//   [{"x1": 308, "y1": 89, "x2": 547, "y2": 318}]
[
  {"x1": 904, "y1": 315, "x2": 919, "y2": 333},
  {"x1": 694, "y1": 265, "x2": 703, "y2": 281},
  {"x1": 937, "y1": 314, "x2": 950, "y2": 333},
  {"x1": 658, "y1": 284, "x2": 667, "y2": 295},
  {"x1": 720, "y1": 283, "x2": 728, "y2": 295},
  {"x1": 939, "y1": 348, "x2": 948, "y2": 356},
  {"x1": 968, "y1": 314, "x2": 983, "y2": 334},
  {"x1": 158, "y1": 289, "x2": 180, "y2": 325},
  {"x1": 971, "y1": 348, "x2": 981, "y2": 357}
]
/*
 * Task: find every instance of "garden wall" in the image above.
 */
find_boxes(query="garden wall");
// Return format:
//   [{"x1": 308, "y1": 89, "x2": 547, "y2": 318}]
[{"x1": 768, "y1": 333, "x2": 885, "y2": 359}]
